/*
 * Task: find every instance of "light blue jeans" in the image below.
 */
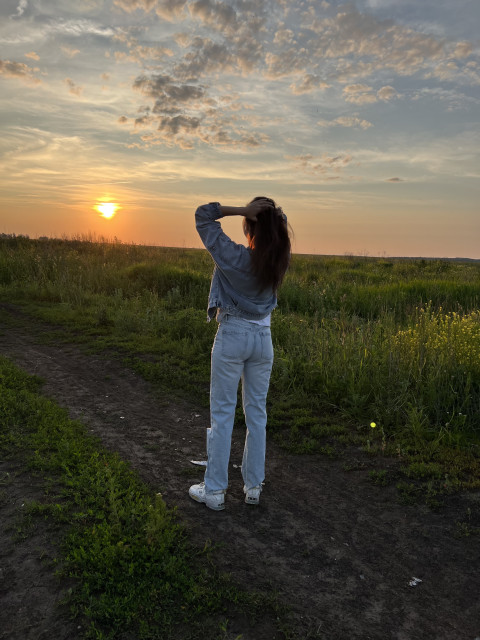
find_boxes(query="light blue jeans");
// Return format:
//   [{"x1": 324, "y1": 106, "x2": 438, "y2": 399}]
[{"x1": 204, "y1": 315, "x2": 274, "y2": 494}]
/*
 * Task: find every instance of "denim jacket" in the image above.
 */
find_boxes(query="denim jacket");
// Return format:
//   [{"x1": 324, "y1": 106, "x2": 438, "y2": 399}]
[{"x1": 195, "y1": 202, "x2": 279, "y2": 322}]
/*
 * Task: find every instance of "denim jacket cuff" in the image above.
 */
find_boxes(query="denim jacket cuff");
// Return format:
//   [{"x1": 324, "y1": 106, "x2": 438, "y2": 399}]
[{"x1": 208, "y1": 202, "x2": 224, "y2": 219}]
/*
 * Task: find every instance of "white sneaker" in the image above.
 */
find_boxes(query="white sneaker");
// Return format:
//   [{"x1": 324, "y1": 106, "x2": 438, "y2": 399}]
[
  {"x1": 189, "y1": 483, "x2": 225, "y2": 511},
  {"x1": 244, "y1": 485, "x2": 262, "y2": 505}
]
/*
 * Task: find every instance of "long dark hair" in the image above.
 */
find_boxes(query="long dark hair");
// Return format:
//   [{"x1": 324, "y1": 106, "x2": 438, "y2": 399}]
[{"x1": 243, "y1": 196, "x2": 291, "y2": 292}]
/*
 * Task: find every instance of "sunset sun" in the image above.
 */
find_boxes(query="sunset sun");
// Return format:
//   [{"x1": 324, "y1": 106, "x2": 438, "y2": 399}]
[{"x1": 95, "y1": 202, "x2": 118, "y2": 219}]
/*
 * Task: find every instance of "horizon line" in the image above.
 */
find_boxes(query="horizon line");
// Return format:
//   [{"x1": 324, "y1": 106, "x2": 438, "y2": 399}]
[{"x1": 1, "y1": 232, "x2": 479, "y2": 263}]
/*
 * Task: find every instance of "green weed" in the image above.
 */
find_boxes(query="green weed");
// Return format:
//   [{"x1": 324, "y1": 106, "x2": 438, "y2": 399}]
[{"x1": 368, "y1": 470, "x2": 389, "y2": 486}]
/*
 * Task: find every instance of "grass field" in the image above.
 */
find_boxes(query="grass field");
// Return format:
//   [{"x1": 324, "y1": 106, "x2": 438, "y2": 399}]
[
  {"x1": 1, "y1": 234, "x2": 479, "y2": 636},
  {"x1": 1, "y1": 234, "x2": 479, "y2": 470}
]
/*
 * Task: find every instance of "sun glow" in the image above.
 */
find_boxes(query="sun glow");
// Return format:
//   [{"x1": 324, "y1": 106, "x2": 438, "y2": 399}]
[{"x1": 95, "y1": 202, "x2": 118, "y2": 219}]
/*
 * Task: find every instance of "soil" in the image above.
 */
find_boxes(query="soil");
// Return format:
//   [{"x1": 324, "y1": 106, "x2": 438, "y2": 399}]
[{"x1": 0, "y1": 303, "x2": 479, "y2": 640}]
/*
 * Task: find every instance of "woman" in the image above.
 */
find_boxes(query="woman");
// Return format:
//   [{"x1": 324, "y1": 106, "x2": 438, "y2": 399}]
[{"x1": 189, "y1": 197, "x2": 291, "y2": 510}]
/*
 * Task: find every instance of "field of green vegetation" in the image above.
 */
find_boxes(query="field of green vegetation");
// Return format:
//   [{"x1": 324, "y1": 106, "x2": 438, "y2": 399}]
[
  {"x1": 1, "y1": 234, "x2": 479, "y2": 492},
  {"x1": 1, "y1": 234, "x2": 479, "y2": 638}
]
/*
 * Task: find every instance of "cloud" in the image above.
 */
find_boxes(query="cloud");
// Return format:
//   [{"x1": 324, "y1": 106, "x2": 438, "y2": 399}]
[
  {"x1": 268, "y1": 3, "x2": 430, "y2": 83},
  {"x1": 113, "y1": 0, "x2": 158, "y2": 12},
  {"x1": 335, "y1": 116, "x2": 373, "y2": 129},
  {"x1": 61, "y1": 46, "x2": 81, "y2": 58},
  {"x1": 189, "y1": 0, "x2": 238, "y2": 31},
  {"x1": 154, "y1": 0, "x2": 188, "y2": 20},
  {"x1": 273, "y1": 27, "x2": 294, "y2": 46},
  {"x1": 113, "y1": 32, "x2": 174, "y2": 64},
  {"x1": 183, "y1": 1, "x2": 267, "y2": 73},
  {"x1": 289, "y1": 153, "x2": 353, "y2": 178},
  {"x1": 158, "y1": 114, "x2": 200, "y2": 135},
  {"x1": 173, "y1": 30, "x2": 264, "y2": 78},
  {"x1": 343, "y1": 84, "x2": 377, "y2": 104},
  {"x1": 11, "y1": 0, "x2": 28, "y2": 18},
  {"x1": 307, "y1": 6, "x2": 447, "y2": 78},
  {"x1": 25, "y1": 51, "x2": 39, "y2": 61},
  {"x1": 0, "y1": 126, "x2": 92, "y2": 182},
  {"x1": 425, "y1": 61, "x2": 459, "y2": 82},
  {"x1": 133, "y1": 73, "x2": 205, "y2": 111},
  {"x1": 0, "y1": 58, "x2": 40, "y2": 84},
  {"x1": 50, "y1": 19, "x2": 115, "y2": 39},
  {"x1": 453, "y1": 42, "x2": 473, "y2": 59},
  {"x1": 342, "y1": 84, "x2": 398, "y2": 104},
  {"x1": 64, "y1": 77, "x2": 83, "y2": 96},
  {"x1": 187, "y1": 0, "x2": 267, "y2": 35},
  {"x1": 173, "y1": 36, "x2": 234, "y2": 80},
  {"x1": 290, "y1": 74, "x2": 330, "y2": 95},
  {"x1": 114, "y1": 0, "x2": 188, "y2": 20},
  {"x1": 136, "y1": 123, "x2": 266, "y2": 151},
  {"x1": 63, "y1": 0, "x2": 477, "y2": 156},
  {"x1": 377, "y1": 85, "x2": 397, "y2": 101},
  {"x1": 265, "y1": 49, "x2": 307, "y2": 79},
  {"x1": 331, "y1": 60, "x2": 376, "y2": 83},
  {"x1": 114, "y1": 45, "x2": 173, "y2": 64},
  {"x1": 131, "y1": 73, "x2": 211, "y2": 145},
  {"x1": 352, "y1": 129, "x2": 480, "y2": 180},
  {"x1": 262, "y1": 4, "x2": 476, "y2": 91},
  {"x1": 317, "y1": 116, "x2": 373, "y2": 130},
  {"x1": 160, "y1": 0, "x2": 189, "y2": 19},
  {"x1": 128, "y1": 68, "x2": 270, "y2": 150},
  {"x1": 386, "y1": 177, "x2": 404, "y2": 182},
  {"x1": 412, "y1": 87, "x2": 480, "y2": 111},
  {"x1": 0, "y1": 15, "x2": 117, "y2": 46}
]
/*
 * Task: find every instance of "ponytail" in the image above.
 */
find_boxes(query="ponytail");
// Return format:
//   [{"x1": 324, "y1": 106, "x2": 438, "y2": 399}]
[{"x1": 243, "y1": 196, "x2": 291, "y2": 292}]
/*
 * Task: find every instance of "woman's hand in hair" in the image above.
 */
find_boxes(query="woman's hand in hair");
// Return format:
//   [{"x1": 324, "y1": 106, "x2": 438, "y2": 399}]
[{"x1": 244, "y1": 198, "x2": 275, "y2": 221}]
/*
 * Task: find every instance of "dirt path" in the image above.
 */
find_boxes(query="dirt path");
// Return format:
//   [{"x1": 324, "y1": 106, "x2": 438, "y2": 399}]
[{"x1": 1, "y1": 304, "x2": 479, "y2": 640}]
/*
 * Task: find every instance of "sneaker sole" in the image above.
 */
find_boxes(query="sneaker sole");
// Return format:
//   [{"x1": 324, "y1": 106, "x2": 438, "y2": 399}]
[
  {"x1": 189, "y1": 492, "x2": 225, "y2": 511},
  {"x1": 207, "y1": 503, "x2": 225, "y2": 511},
  {"x1": 245, "y1": 496, "x2": 260, "y2": 505}
]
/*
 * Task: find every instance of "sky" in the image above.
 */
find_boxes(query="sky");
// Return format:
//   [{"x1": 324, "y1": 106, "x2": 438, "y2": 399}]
[{"x1": 0, "y1": 0, "x2": 479, "y2": 257}]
